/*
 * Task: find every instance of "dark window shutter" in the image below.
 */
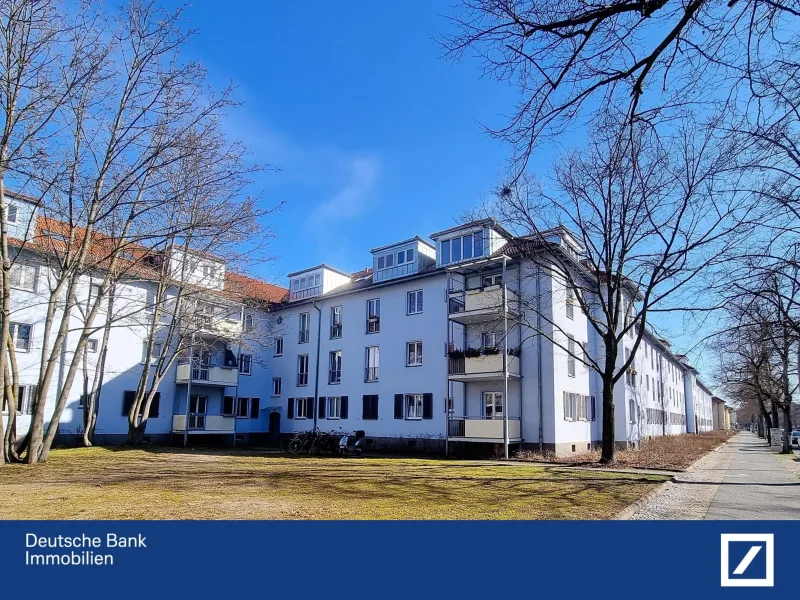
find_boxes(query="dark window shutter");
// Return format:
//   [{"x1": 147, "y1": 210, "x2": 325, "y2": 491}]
[
  {"x1": 394, "y1": 394, "x2": 403, "y2": 419},
  {"x1": 250, "y1": 397, "x2": 260, "y2": 418},
  {"x1": 371, "y1": 395, "x2": 379, "y2": 420},
  {"x1": 363, "y1": 395, "x2": 378, "y2": 420},
  {"x1": 422, "y1": 393, "x2": 433, "y2": 419},
  {"x1": 362, "y1": 395, "x2": 369, "y2": 419},
  {"x1": 341, "y1": 396, "x2": 348, "y2": 419},
  {"x1": 122, "y1": 390, "x2": 136, "y2": 416},
  {"x1": 307, "y1": 397, "x2": 314, "y2": 418},
  {"x1": 150, "y1": 392, "x2": 161, "y2": 418},
  {"x1": 287, "y1": 398, "x2": 295, "y2": 419},
  {"x1": 319, "y1": 396, "x2": 326, "y2": 419}
]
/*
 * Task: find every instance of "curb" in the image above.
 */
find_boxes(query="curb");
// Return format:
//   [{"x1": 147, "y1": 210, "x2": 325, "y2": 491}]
[{"x1": 613, "y1": 479, "x2": 675, "y2": 520}]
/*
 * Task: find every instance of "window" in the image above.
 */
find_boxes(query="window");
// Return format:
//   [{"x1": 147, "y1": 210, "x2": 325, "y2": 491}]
[
  {"x1": 482, "y1": 274, "x2": 502, "y2": 287},
  {"x1": 405, "y1": 394, "x2": 423, "y2": 419},
  {"x1": 386, "y1": 253, "x2": 394, "y2": 268},
  {"x1": 274, "y1": 337, "x2": 283, "y2": 357},
  {"x1": 406, "y1": 341, "x2": 423, "y2": 366},
  {"x1": 272, "y1": 378, "x2": 282, "y2": 397},
  {"x1": 299, "y1": 312, "x2": 310, "y2": 343},
  {"x1": 482, "y1": 332, "x2": 501, "y2": 348},
  {"x1": 629, "y1": 398, "x2": 637, "y2": 423},
  {"x1": 397, "y1": 250, "x2": 406, "y2": 265},
  {"x1": 567, "y1": 336, "x2": 576, "y2": 377},
  {"x1": 441, "y1": 232, "x2": 485, "y2": 265},
  {"x1": 407, "y1": 290, "x2": 423, "y2": 315},
  {"x1": 249, "y1": 397, "x2": 260, "y2": 418},
  {"x1": 292, "y1": 397, "x2": 311, "y2": 419},
  {"x1": 87, "y1": 339, "x2": 98, "y2": 353},
  {"x1": 10, "y1": 263, "x2": 36, "y2": 291},
  {"x1": 239, "y1": 353, "x2": 252, "y2": 375},
  {"x1": 365, "y1": 346, "x2": 379, "y2": 382},
  {"x1": 223, "y1": 396, "x2": 236, "y2": 417},
  {"x1": 293, "y1": 280, "x2": 299, "y2": 291},
  {"x1": 327, "y1": 396, "x2": 342, "y2": 419},
  {"x1": 89, "y1": 283, "x2": 102, "y2": 302},
  {"x1": 11, "y1": 384, "x2": 37, "y2": 415},
  {"x1": 484, "y1": 392, "x2": 503, "y2": 418},
  {"x1": 10, "y1": 322, "x2": 32, "y2": 352},
  {"x1": 297, "y1": 354, "x2": 309, "y2": 386},
  {"x1": 142, "y1": 342, "x2": 162, "y2": 365},
  {"x1": 7, "y1": 204, "x2": 17, "y2": 224},
  {"x1": 236, "y1": 396, "x2": 250, "y2": 418},
  {"x1": 202, "y1": 265, "x2": 215, "y2": 277},
  {"x1": 566, "y1": 286, "x2": 574, "y2": 319},
  {"x1": 330, "y1": 306, "x2": 342, "y2": 339},
  {"x1": 563, "y1": 391, "x2": 576, "y2": 421},
  {"x1": 377, "y1": 256, "x2": 385, "y2": 270},
  {"x1": 244, "y1": 314, "x2": 254, "y2": 331},
  {"x1": 367, "y1": 299, "x2": 380, "y2": 333},
  {"x1": 328, "y1": 350, "x2": 342, "y2": 384},
  {"x1": 362, "y1": 394, "x2": 379, "y2": 420},
  {"x1": 314, "y1": 274, "x2": 321, "y2": 287},
  {"x1": 406, "y1": 249, "x2": 414, "y2": 263}
]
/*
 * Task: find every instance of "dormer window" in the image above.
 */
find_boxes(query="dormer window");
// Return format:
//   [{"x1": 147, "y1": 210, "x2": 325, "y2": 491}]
[
  {"x1": 441, "y1": 231, "x2": 485, "y2": 266},
  {"x1": 7, "y1": 204, "x2": 17, "y2": 224},
  {"x1": 202, "y1": 265, "x2": 215, "y2": 278},
  {"x1": 386, "y1": 253, "x2": 394, "y2": 268}
]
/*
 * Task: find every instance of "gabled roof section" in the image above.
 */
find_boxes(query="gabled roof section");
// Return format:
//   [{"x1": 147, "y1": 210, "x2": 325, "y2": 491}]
[
  {"x1": 287, "y1": 263, "x2": 351, "y2": 278},
  {"x1": 370, "y1": 236, "x2": 434, "y2": 254}
]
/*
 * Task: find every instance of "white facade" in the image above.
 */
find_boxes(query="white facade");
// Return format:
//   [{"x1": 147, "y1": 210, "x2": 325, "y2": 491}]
[{"x1": 3, "y1": 196, "x2": 718, "y2": 455}]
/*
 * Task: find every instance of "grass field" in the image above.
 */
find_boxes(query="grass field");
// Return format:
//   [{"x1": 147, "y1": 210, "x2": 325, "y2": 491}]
[{"x1": 0, "y1": 447, "x2": 670, "y2": 520}]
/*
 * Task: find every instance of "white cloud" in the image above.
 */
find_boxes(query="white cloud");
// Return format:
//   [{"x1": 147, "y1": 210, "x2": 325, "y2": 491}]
[{"x1": 309, "y1": 155, "x2": 380, "y2": 224}]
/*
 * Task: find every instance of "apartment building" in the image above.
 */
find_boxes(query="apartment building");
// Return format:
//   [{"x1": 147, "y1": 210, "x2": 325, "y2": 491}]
[{"x1": 3, "y1": 193, "x2": 718, "y2": 455}]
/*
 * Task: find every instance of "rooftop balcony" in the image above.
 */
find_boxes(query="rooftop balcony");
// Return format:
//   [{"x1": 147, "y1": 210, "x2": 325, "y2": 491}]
[
  {"x1": 448, "y1": 285, "x2": 519, "y2": 325},
  {"x1": 447, "y1": 417, "x2": 521, "y2": 443},
  {"x1": 447, "y1": 351, "x2": 520, "y2": 382},
  {"x1": 176, "y1": 363, "x2": 238, "y2": 387}
]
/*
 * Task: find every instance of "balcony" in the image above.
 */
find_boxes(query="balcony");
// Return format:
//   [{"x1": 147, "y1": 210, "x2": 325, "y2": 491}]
[
  {"x1": 193, "y1": 315, "x2": 242, "y2": 339},
  {"x1": 176, "y1": 363, "x2": 238, "y2": 387},
  {"x1": 447, "y1": 417, "x2": 521, "y2": 442},
  {"x1": 448, "y1": 285, "x2": 519, "y2": 325},
  {"x1": 172, "y1": 414, "x2": 236, "y2": 433},
  {"x1": 447, "y1": 352, "x2": 520, "y2": 382}
]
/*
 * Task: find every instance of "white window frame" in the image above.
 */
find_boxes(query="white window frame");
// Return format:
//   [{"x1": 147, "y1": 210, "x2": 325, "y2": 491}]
[
  {"x1": 299, "y1": 312, "x2": 310, "y2": 343},
  {"x1": 406, "y1": 341, "x2": 423, "y2": 366},
  {"x1": 274, "y1": 336, "x2": 283, "y2": 357},
  {"x1": 10, "y1": 263, "x2": 37, "y2": 292},
  {"x1": 405, "y1": 394, "x2": 423, "y2": 420},
  {"x1": 482, "y1": 331, "x2": 501, "y2": 349},
  {"x1": 244, "y1": 313, "x2": 254, "y2": 331},
  {"x1": 328, "y1": 350, "x2": 342, "y2": 384},
  {"x1": 327, "y1": 396, "x2": 342, "y2": 419},
  {"x1": 10, "y1": 322, "x2": 32, "y2": 352},
  {"x1": 629, "y1": 398, "x2": 637, "y2": 423},
  {"x1": 297, "y1": 354, "x2": 309, "y2": 386},
  {"x1": 6, "y1": 204, "x2": 18, "y2": 224},
  {"x1": 367, "y1": 298, "x2": 380, "y2": 333},
  {"x1": 365, "y1": 346, "x2": 379, "y2": 382},
  {"x1": 272, "y1": 377, "x2": 282, "y2": 397},
  {"x1": 87, "y1": 338, "x2": 98, "y2": 353},
  {"x1": 295, "y1": 397, "x2": 309, "y2": 419},
  {"x1": 482, "y1": 274, "x2": 502, "y2": 287},
  {"x1": 563, "y1": 391, "x2": 577, "y2": 421},
  {"x1": 566, "y1": 286, "x2": 574, "y2": 319},
  {"x1": 483, "y1": 391, "x2": 503, "y2": 418},
  {"x1": 330, "y1": 306, "x2": 343, "y2": 339},
  {"x1": 239, "y1": 353, "x2": 252, "y2": 375},
  {"x1": 407, "y1": 290, "x2": 423, "y2": 315},
  {"x1": 236, "y1": 396, "x2": 249, "y2": 418},
  {"x1": 377, "y1": 256, "x2": 385, "y2": 270},
  {"x1": 567, "y1": 336, "x2": 576, "y2": 377}
]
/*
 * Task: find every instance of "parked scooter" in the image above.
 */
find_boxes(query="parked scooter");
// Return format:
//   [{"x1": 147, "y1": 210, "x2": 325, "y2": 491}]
[{"x1": 339, "y1": 430, "x2": 365, "y2": 456}]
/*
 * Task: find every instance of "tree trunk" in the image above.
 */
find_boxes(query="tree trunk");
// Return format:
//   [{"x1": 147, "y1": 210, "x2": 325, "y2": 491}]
[
  {"x1": 600, "y1": 374, "x2": 616, "y2": 463},
  {"x1": 782, "y1": 403, "x2": 792, "y2": 454}
]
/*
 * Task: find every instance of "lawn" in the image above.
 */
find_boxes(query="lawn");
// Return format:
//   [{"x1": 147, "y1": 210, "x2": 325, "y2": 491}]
[
  {"x1": 0, "y1": 447, "x2": 669, "y2": 520},
  {"x1": 516, "y1": 431, "x2": 737, "y2": 471}
]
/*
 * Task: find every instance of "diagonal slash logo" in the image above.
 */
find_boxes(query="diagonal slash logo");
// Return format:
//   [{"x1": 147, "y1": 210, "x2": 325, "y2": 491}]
[{"x1": 720, "y1": 534, "x2": 774, "y2": 587}]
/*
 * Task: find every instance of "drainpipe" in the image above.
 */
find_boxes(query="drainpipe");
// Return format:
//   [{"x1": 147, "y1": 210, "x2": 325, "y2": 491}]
[
  {"x1": 536, "y1": 263, "x2": 544, "y2": 452},
  {"x1": 312, "y1": 300, "x2": 322, "y2": 430},
  {"x1": 183, "y1": 331, "x2": 195, "y2": 448},
  {"x1": 502, "y1": 256, "x2": 509, "y2": 459},
  {"x1": 516, "y1": 262, "x2": 522, "y2": 448},
  {"x1": 445, "y1": 272, "x2": 451, "y2": 457}
]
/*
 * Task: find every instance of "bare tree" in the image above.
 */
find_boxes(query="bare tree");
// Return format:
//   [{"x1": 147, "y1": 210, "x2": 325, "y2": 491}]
[
  {"x1": 481, "y1": 119, "x2": 757, "y2": 462},
  {"x1": 443, "y1": 0, "x2": 800, "y2": 175}
]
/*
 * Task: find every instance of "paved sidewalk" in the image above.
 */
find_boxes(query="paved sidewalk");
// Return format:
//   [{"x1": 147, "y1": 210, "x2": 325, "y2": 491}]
[{"x1": 630, "y1": 432, "x2": 800, "y2": 520}]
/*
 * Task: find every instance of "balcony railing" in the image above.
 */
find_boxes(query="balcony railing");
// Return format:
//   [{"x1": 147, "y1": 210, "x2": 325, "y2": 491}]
[
  {"x1": 176, "y1": 363, "x2": 238, "y2": 386},
  {"x1": 172, "y1": 414, "x2": 235, "y2": 433},
  {"x1": 447, "y1": 417, "x2": 521, "y2": 441},
  {"x1": 447, "y1": 352, "x2": 520, "y2": 379},
  {"x1": 448, "y1": 286, "x2": 518, "y2": 319}
]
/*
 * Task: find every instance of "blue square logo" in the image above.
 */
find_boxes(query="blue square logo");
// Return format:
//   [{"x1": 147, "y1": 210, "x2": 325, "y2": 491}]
[{"x1": 721, "y1": 534, "x2": 774, "y2": 587}]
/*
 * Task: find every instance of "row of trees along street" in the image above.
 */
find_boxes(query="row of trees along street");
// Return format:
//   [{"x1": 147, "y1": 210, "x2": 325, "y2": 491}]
[
  {"x1": 0, "y1": 0, "x2": 277, "y2": 464},
  {"x1": 444, "y1": 0, "x2": 800, "y2": 461}
]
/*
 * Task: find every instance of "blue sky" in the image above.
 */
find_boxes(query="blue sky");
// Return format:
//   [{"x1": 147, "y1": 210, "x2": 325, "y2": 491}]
[
  {"x1": 176, "y1": 0, "x2": 718, "y2": 377},
  {"x1": 179, "y1": 0, "x2": 517, "y2": 280}
]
